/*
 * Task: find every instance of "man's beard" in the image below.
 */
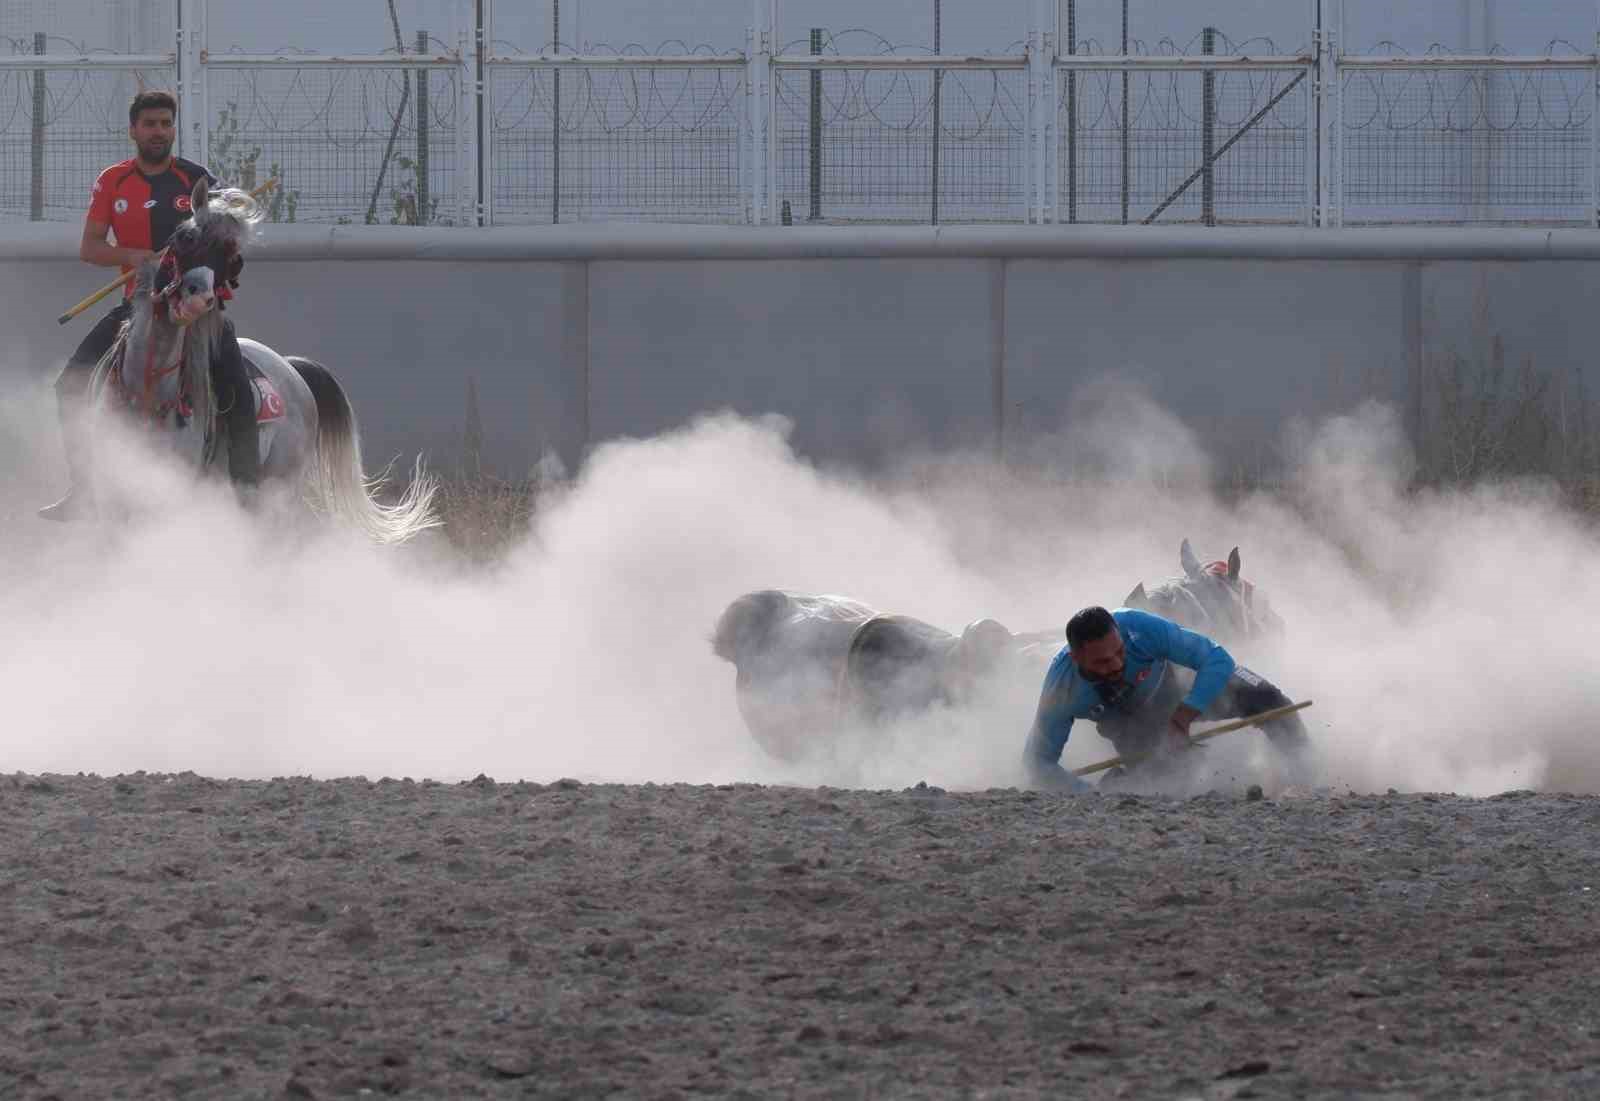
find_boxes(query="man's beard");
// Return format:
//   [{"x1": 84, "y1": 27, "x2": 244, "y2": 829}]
[{"x1": 137, "y1": 139, "x2": 170, "y2": 164}]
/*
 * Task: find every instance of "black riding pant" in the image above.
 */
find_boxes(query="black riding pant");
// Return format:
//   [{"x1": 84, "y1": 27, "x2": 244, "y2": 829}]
[
  {"x1": 55, "y1": 301, "x2": 131, "y2": 401},
  {"x1": 1095, "y1": 663, "x2": 1309, "y2": 766}
]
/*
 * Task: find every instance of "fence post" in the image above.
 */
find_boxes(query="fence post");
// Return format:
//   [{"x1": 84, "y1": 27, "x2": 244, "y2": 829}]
[
  {"x1": 1034, "y1": 0, "x2": 1049, "y2": 223},
  {"x1": 748, "y1": 0, "x2": 773, "y2": 225},
  {"x1": 809, "y1": 28, "x2": 823, "y2": 221},
  {"x1": 1593, "y1": 2, "x2": 1599, "y2": 227},
  {"x1": 191, "y1": 0, "x2": 210, "y2": 174},
  {"x1": 744, "y1": 21, "x2": 757, "y2": 223},
  {"x1": 1042, "y1": 1, "x2": 1057, "y2": 223},
  {"x1": 175, "y1": 0, "x2": 205, "y2": 169},
  {"x1": 931, "y1": 1, "x2": 941, "y2": 225},
  {"x1": 552, "y1": 0, "x2": 561, "y2": 224},
  {"x1": 1201, "y1": 26, "x2": 1216, "y2": 226},
  {"x1": 175, "y1": 0, "x2": 187, "y2": 161},
  {"x1": 1065, "y1": 0, "x2": 1076, "y2": 223},
  {"x1": 479, "y1": 0, "x2": 491, "y2": 225},
  {"x1": 762, "y1": 0, "x2": 775, "y2": 224},
  {"x1": 1314, "y1": 0, "x2": 1328, "y2": 227},
  {"x1": 1024, "y1": 15, "x2": 1036, "y2": 221},
  {"x1": 415, "y1": 29, "x2": 430, "y2": 224},
  {"x1": 1120, "y1": 0, "x2": 1129, "y2": 223},
  {"x1": 1305, "y1": 0, "x2": 1317, "y2": 225},
  {"x1": 30, "y1": 32, "x2": 44, "y2": 222}
]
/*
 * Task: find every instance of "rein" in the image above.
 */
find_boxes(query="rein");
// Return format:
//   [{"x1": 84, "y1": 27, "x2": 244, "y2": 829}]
[{"x1": 122, "y1": 317, "x2": 193, "y2": 426}]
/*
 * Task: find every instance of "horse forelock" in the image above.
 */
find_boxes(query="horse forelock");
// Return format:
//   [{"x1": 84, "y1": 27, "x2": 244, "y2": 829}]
[{"x1": 195, "y1": 187, "x2": 264, "y2": 244}]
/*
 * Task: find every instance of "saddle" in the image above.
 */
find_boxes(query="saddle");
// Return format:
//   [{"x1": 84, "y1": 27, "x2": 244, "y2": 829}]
[
  {"x1": 100, "y1": 331, "x2": 283, "y2": 426},
  {"x1": 243, "y1": 357, "x2": 286, "y2": 424}
]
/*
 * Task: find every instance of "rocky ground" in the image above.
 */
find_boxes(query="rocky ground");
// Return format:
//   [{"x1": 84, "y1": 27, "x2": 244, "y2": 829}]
[{"x1": 2, "y1": 772, "x2": 1598, "y2": 1100}]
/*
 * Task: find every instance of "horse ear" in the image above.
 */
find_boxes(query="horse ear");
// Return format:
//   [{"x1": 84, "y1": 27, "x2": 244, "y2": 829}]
[
  {"x1": 190, "y1": 175, "x2": 209, "y2": 214},
  {"x1": 1227, "y1": 547, "x2": 1241, "y2": 579},
  {"x1": 1125, "y1": 582, "x2": 1147, "y2": 607},
  {"x1": 1179, "y1": 538, "x2": 1201, "y2": 578}
]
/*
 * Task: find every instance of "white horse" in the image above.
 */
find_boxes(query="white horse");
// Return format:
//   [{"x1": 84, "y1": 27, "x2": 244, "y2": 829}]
[{"x1": 85, "y1": 175, "x2": 437, "y2": 543}]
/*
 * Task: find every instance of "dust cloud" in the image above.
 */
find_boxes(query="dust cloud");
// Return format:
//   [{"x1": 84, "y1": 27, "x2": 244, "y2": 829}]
[{"x1": 3, "y1": 370, "x2": 1596, "y2": 796}]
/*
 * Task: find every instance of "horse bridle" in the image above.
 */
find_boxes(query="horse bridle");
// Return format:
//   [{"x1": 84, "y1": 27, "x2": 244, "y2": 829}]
[{"x1": 155, "y1": 224, "x2": 244, "y2": 318}]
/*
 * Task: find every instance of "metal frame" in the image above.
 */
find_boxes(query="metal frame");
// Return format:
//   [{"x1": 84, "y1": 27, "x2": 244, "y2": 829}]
[
  {"x1": 1051, "y1": 42, "x2": 1318, "y2": 227},
  {"x1": 198, "y1": 9, "x2": 470, "y2": 226},
  {"x1": 11, "y1": 0, "x2": 1600, "y2": 230},
  {"x1": 0, "y1": 54, "x2": 174, "y2": 68}
]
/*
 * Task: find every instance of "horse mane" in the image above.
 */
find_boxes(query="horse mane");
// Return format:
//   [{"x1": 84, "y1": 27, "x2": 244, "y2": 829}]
[
  {"x1": 109, "y1": 253, "x2": 219, "y2": 457},
  {"x1": 198, "y1": 186, "x2": 265, "y2": 245},
  {"x1": 186, "y1": 311, "x2": 220, "y2": 457}
]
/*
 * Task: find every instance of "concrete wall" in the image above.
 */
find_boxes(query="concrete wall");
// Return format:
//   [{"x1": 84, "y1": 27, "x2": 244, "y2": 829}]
[{"x1": 3, "y1": 223, "x2": 1598, "y2": 481}]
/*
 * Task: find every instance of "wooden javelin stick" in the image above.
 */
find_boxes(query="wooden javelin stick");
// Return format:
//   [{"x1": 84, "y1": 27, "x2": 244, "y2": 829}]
[
  {"x1": 57, "y1": 178, "x2": 280, "y2": 326},
  {"x1": 1072, "y1": 699, "x2": 1314, "y2": 777}
]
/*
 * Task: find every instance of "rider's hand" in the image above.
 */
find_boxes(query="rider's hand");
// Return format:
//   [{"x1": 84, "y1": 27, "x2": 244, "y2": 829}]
[
  {"x1": 123, "y1": 248, "x2": 158, "y2": 268},
  {"x1": 1165, "y1": 704, "x2": 1201, "y2": 753}
]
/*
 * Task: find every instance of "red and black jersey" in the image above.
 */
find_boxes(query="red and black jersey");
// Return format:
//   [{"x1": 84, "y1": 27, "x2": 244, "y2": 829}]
[{"x1": 87, "y1": 157, "x2": 218, "y2": 295}]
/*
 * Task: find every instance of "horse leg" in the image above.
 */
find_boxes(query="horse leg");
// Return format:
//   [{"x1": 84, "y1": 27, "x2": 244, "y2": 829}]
[
  {"x1": 1207, "y1": 667, "x2": 1316, "y2": 786},
  {"x1": 38, "y1": 308, "x2": 126, "y2": 521}
]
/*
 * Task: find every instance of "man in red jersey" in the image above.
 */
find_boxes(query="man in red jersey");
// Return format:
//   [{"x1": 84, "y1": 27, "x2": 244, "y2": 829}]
[{"x1": 40, "y1": 89, "x2": 259, "y2": 520}]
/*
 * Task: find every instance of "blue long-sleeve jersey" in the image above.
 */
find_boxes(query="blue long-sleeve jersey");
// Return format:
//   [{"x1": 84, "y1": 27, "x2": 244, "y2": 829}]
[{"x1": 1023, "y1": 608, "x2": 1236, "y2": 791}]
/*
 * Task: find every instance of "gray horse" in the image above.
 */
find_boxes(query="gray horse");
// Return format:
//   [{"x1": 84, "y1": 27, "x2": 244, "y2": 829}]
[
  {"x1": 710, "y1": 590, "x2": 879, "y2": 762},
  {"x1": 84, "y1": 176, "x2": 437, "y2": 544},
  {"x1": 711, "y1": 589, "x2": 1058, "y2": 763},
  {"x1": 1123, "y1": 538, "x2": 1285, "y2": 648}
]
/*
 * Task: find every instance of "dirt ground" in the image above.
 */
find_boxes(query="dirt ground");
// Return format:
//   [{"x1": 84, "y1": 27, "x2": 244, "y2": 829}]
[{"x1": 3, "y1": 771, "x2": 1598, "y2": 1100}]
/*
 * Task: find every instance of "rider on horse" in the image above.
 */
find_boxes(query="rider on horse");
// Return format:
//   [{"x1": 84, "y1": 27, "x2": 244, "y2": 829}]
[
  {"x1": 1022, "y1": 605, "x2": 1310, "y2": 793},
  {"x1": 40, "y1": 89, "x2": 258, "y2": 521}
]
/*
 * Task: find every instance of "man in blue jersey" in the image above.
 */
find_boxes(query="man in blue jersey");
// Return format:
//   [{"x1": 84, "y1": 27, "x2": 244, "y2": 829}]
[{"x1": 1022, "y1": 605, "x2": 1310, "y2": 793}]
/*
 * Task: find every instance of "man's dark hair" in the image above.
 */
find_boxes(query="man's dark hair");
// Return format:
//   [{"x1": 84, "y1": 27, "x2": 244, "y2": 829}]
[
  {"x1": 1065, "y1": 606, "x2": 1117, "y2": 650},
  {"x1": 129, "y1": 90, "x2": 178, "y2": 126}
]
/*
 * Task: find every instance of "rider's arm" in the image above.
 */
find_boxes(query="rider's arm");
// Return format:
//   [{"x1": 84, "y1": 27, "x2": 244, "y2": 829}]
[
  {"x1": 1122, "y1": 608, "x2": 1236, "y2": 712},
  {"x1": 78, "y1": 216, "x2": 153, "y2": 270},
  {"x1": 1021, "y1": 659, "x2": 1093, "y2": 794}
]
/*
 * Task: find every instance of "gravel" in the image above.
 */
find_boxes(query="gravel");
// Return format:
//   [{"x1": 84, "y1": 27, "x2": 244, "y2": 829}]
[{"x1": 3, "y1": 771, "x2": 1598, "y2": 1099}]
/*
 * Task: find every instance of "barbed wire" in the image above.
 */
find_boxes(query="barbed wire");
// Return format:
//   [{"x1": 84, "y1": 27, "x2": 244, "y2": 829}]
[
  {"x1": 773, "y1": 29, "x2": 1025, "y2": 139},
  {"x1": 1066, "y1": 35, "x2": 1307, "y2": 137},
  {"x1": 490, "y1": 38, "x2": 744, "y2": 139}
]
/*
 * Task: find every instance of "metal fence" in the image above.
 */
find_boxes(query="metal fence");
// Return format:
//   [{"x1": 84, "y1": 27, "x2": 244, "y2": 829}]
[
  {"x1": 4, "y1": 4, "x2": 1600, "y2": 229},
  {"x1": 1055, "y1": 34, "x2": 1314, "y2": 226},
  {"x1": 488, "y1": 50, "x2": 748, "y2": 225}
]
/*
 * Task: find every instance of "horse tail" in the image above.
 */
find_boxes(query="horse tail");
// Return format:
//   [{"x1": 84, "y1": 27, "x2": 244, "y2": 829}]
[{"x1": 287, "y1": 356, "x2": 440, "y2": 545}]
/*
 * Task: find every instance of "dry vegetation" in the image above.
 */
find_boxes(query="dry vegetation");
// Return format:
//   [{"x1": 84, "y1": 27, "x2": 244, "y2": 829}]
[{"x1": 432, "y1": 474, "x2": 540, "y2": 565}]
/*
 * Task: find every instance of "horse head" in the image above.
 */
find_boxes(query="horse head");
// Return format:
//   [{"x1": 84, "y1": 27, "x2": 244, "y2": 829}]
[
  {"x1": 111, "y1": 177, "x2": 263, "y2": 435},
  {"x1": 1128, "y1": 539, "x2": 1284, "y2": 645},
  {"x1": 710, "y1": 590, "x2": 791, "y2": 665},
  {"x1": 1180, "y1": 538, "x2": 1283, "y2": 642},
  {"x1": 156, "y1": 176, "x2": 260, "y2": 327}
]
